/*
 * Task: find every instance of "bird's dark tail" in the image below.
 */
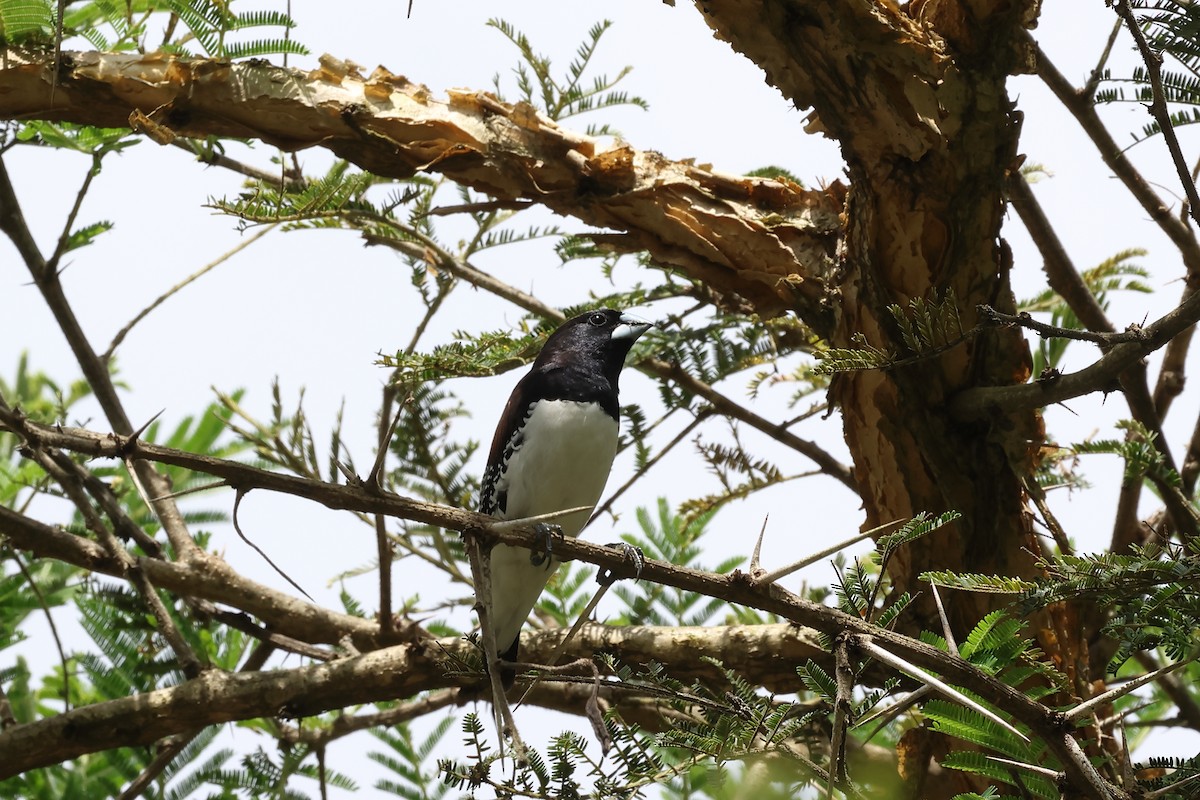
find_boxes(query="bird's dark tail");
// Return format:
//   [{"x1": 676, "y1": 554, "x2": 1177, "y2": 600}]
[{"x1": 499, "y1": 636, "x2": 519, "y2": 689}]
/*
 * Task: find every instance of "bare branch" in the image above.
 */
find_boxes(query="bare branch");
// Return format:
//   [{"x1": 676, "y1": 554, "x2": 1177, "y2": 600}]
[
  {"x1": 0, "y1": 50, "x2": 842, "y2": 318},
  {"x1": 1112, "y1": 0, "x2": 1200, "y2": 229}
]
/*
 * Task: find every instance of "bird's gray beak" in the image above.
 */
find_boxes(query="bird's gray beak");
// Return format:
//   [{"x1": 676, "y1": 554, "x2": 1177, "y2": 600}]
[{"x1": 613, "y1": 313, "x2": 653, "y2": 341}]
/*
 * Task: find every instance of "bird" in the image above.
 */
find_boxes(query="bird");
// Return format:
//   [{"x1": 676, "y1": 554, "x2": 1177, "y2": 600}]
[{"x1": 478, "y1": 308, "x2": 652, "y2": 674}]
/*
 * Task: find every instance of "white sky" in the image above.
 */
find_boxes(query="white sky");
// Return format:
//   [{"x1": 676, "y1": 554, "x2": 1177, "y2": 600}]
[{"x1": 3, "y1": 0, "x2": 1199, "y2": 793}]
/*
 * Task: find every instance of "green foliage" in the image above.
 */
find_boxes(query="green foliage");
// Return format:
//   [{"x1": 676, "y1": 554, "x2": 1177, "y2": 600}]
[
  {"x1": 744, "y1": 165, "x2": 804, "y2": 186},
  {"x1": 0, "y1": 0, "x2": 54, "y2": 46},
  {"x1": 876, "y1": 511, "x2": 962, "y2": 556},
  {"x1": 813, "y1": 289, "x2": 965, "y2": 375},
  {"x1": 1020, "y1": 538, "x2": 1200, "y2": 670},
  {"x1": 47, "y1": 0, "x2": 308, "y2": 58},
  {"x1": 382, "y1": 326, "x2": 548, "y2": 382},
  {"x1": 916, "y1": 612, "x2": 1069, "y2": 796},
  {"x1": 370, "y1": 715, "x2": 455, "y2": 799},
  {"x1": 1020, "y1": 249, "x2": 1150, "y2": 378},
  {"x1": 1095, "y1": 1, "x2": 1200, "y2": 141},
  {"x1": 887, "y1": 288, "x2": 964, "y2": 357},
  {"x1": 921, "y1": 572, "x2": 1038, "y2": 594},
  {"x1": 487, "y1": 18, "x2": 649, "y2": 134},
  {"x1": 608, "y1": 499, "x2": 745, "y2": 628},
  {"x1": 1134, "y1": 754, "x2": 1200, "y2": 799},
  {"x1": 204, "y1": 745, "x2": 358, "y2": 796},
  {"x1": 15, "y1": 120, "x2": 140, "y2": 156},
  {"x1": 163, "y1": 0, "x2": 307, "y2": 59},
  {"x1": 1070, "y1": 418, "x2": 1181, "y2": 489},
  {"x1": 12, "y1": 9, "x2": 1200, "y2": 800}
]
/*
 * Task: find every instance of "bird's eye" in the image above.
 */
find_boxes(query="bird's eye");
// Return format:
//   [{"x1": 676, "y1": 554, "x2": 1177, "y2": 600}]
[{"x1": 588, "y1": 312, "x2": 608, "y2": 327}]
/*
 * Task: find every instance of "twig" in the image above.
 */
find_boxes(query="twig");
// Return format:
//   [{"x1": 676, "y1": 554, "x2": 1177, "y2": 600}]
[
  {"x1": 1146, "y1": 772, "x2": 1200, "y2": 800},
  {"x1": 1006, "y1": 168, "x2": 1194, "y2": 542},
  {"x1": 953, "y1": 283, "x2": 1200, "y2": 417},
  {"x1": 370, "y1": 406, "x2": 403, "y2": 638},
  {"x1": 118, "y1": 732, "x2": 198, "y2": 800},
  {"x1": 0, "y1": 481, "x2": 1128, "y2": 796},
  {"x1": 170, "y1": 139, "x2": 300, "y2": 188},
  {"x1": 462, "y1": 532, "x2": 526, "y2": 758},
  {"x1": 11, "y1": 551, "x2": 72, "y2": 710},
  {"x1": 1082, "y1": 17, "x2": 1126, "y2": 100},
  {"x1": 1023, "y1": 477, "x2": 1073, "y2": 557},
  {"x1": 277, "y1": 688, "x2": 459, "y2": 747},
  {"x1": 591, "y1": 407, "x2": 709, "y2": 521},
  {"x1": 514, "y1": 613, "x2": 606, "y2": 706},
  {"x1": 196, "y1": 602, "x2": 336, "y2": 661},
  {"x1": 646, "y1": 357, "x2": 856, "y2": 491},
  {"x1": 231, "y1": 490, "x2": 314, "y2": 602},
  {"x1": 0, "y1": 155, "x2": 202, "y2": 561},
  {"x1": 1134, "y1": 650, "x2": 1200, "y2": 732},
  {"x1": 420, "y1": 199, "x2": 531, "y2": 217},
  {"x1": 1112, "y1": 0, "x2": 1200, "y2": 229},
  {"x1": 365, "y1": 230, "x2": 857, "y2": 491},
  {"x1": 45, "y1": 154, "x2": 102, "y2": 277},
  {"x1": 1031, "y1": 35, "x2": 1200, "y2": 272},
  {"x1": 752, "y1": 520, "x2": 901, "y2": 586},
  {"x1": 854, "y1": 636, "x2": 1029, "y2": 744},
  {"x1": 30, "y1": 446, "x2": 204, "y2": 679},
  {"x1": 103, "y1": 224, "x2": 277, "y2": 362},
  {"x1": 514, "y1": 554, "x2": 634, "y2": 709},
  {"x1": 828, "y1": 635, "x2": 854, "y2": 795},
  {"x1": 978, "y1": 305, "x2": 1140, "y2": 345},
  {"x1": 1065, "y1": 656, "x2": 1194, "y2": 723},
  {"x1": 1005, "y1": 173, "x2": 1114, "y2": 335}
]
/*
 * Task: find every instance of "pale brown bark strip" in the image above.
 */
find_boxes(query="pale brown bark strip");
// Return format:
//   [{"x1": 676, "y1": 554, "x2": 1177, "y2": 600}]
[{"x1": 0, "y1": 50, "x2": 842, "y2": 317}]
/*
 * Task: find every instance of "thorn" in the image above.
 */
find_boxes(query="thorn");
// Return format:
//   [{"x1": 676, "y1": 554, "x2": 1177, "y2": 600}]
[
  {"x1": 333, "y1": 459, "x2": 358, "y2": 485},
  {"x1": 751, "y1": 519, "x2": 903, "y2": 586},
  {"x1": 857, "y1": 636, "x2": 1030, "y2": 744},
  {"x1": 749, "y1": 515, "x2": 769, "y2": 579},
  {"x1": 121, "y1": 409, "x2": 165, "y2": 455},
  {"x1": 930, "y1": 583, "x2": 959, "y2": 657},
  {"x1": 150, "y1": 478, "x2": 229, "y2": 502},
  {"x1": 368, "y1": 407, "x2": 403, "y2": 488},
  {"x1": 491, "y1": 506, "x2": 595, "y2": 532},
  {"x1": 232, "y1": 490, "x2": 314, "y2": 602}
]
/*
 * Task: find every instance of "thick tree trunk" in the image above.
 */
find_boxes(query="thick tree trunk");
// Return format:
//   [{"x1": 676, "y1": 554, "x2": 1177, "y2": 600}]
[
  {"x1": 699, "y1": 0, "x2": 1046, "y2": 629},
  {"x1": 700, "y1": 3, "x2": 1052, "y2": 793}
]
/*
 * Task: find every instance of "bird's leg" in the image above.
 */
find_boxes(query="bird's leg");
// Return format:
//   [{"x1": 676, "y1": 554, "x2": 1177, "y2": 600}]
[
  {"x1": 528, "y1": 522, "x2": 564, "y2": 568},
  {"x1": 597, "y1": 541, "x2": 645, "y2": 585}
]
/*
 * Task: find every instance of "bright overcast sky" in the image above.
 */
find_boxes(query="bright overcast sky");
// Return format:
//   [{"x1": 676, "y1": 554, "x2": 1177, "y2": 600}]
[{"x1": 3, "y1": 0, "x2": 1198, "y2": 790}]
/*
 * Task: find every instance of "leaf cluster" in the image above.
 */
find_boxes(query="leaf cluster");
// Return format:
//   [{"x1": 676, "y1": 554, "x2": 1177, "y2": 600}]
[{"x1": 1095, "y1": 1, "x2": 1200, "y2": 141}]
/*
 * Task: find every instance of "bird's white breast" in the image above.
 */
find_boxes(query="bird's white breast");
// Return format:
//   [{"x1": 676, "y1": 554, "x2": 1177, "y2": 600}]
[
  {"x1": 494, "y1": 399, "x2": 619, "y2": 536},
  {"x1": 487, "y1": 399, "x2": 620, "y2": 651}
]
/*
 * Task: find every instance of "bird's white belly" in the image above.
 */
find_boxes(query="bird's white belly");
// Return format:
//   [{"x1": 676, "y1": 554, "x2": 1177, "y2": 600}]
[
  {"x1": 488, "y1": 400, "x2": 618, "y2": 651},
  {"x1": 495, "y1": 400, "x2": 619, "y2": 534}
]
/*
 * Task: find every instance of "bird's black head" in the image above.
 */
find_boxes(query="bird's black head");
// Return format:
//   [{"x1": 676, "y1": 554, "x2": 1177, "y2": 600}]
[{"x1": 532, "y1": 309, "x2": 652, "y2": 389}]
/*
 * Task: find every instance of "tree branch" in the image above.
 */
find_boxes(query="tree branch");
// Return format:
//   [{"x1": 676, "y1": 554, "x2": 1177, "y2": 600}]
[
  {"x1": 952, "y1": 281, "x2": 1200, "y2": 417},
  {"x1": 1112, "y1": 0, "x2": 1200, "y2": 229},
  {"x1": 0, "y1": 411, "x2": 1110, "y2": 794},
  {"x1": 0, "y1": 50, "x2": 843, "y2": 318},
  {"x1": 1032, "y1": 37, "x2": 1200, "y2": 274}
]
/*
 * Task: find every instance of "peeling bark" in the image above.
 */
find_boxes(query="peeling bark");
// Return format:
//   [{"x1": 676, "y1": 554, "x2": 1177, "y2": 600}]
[
  {"x1": 0, "y1": 49, "x2": 842, "y2": 318},
  {"x1": 696, "y1": 0, "x2": 1046, "y2": 640}
]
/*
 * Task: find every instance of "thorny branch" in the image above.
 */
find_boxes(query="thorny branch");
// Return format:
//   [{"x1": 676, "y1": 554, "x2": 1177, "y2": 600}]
[
  {"x1": 0, "y1": 410, "x2": 1124, "y2": 795},
  {"x1": 1112, "y1": 0, "x2": 1200, "y2": 230}
]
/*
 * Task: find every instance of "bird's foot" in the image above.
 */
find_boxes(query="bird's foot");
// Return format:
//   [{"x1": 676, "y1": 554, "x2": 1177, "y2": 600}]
[
  {"x1": 597, "y1": 542, "x2": 645, "y2": 586},
  {"x1": 529, "y1": 522, "x2": 564, "y2": 568}
]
